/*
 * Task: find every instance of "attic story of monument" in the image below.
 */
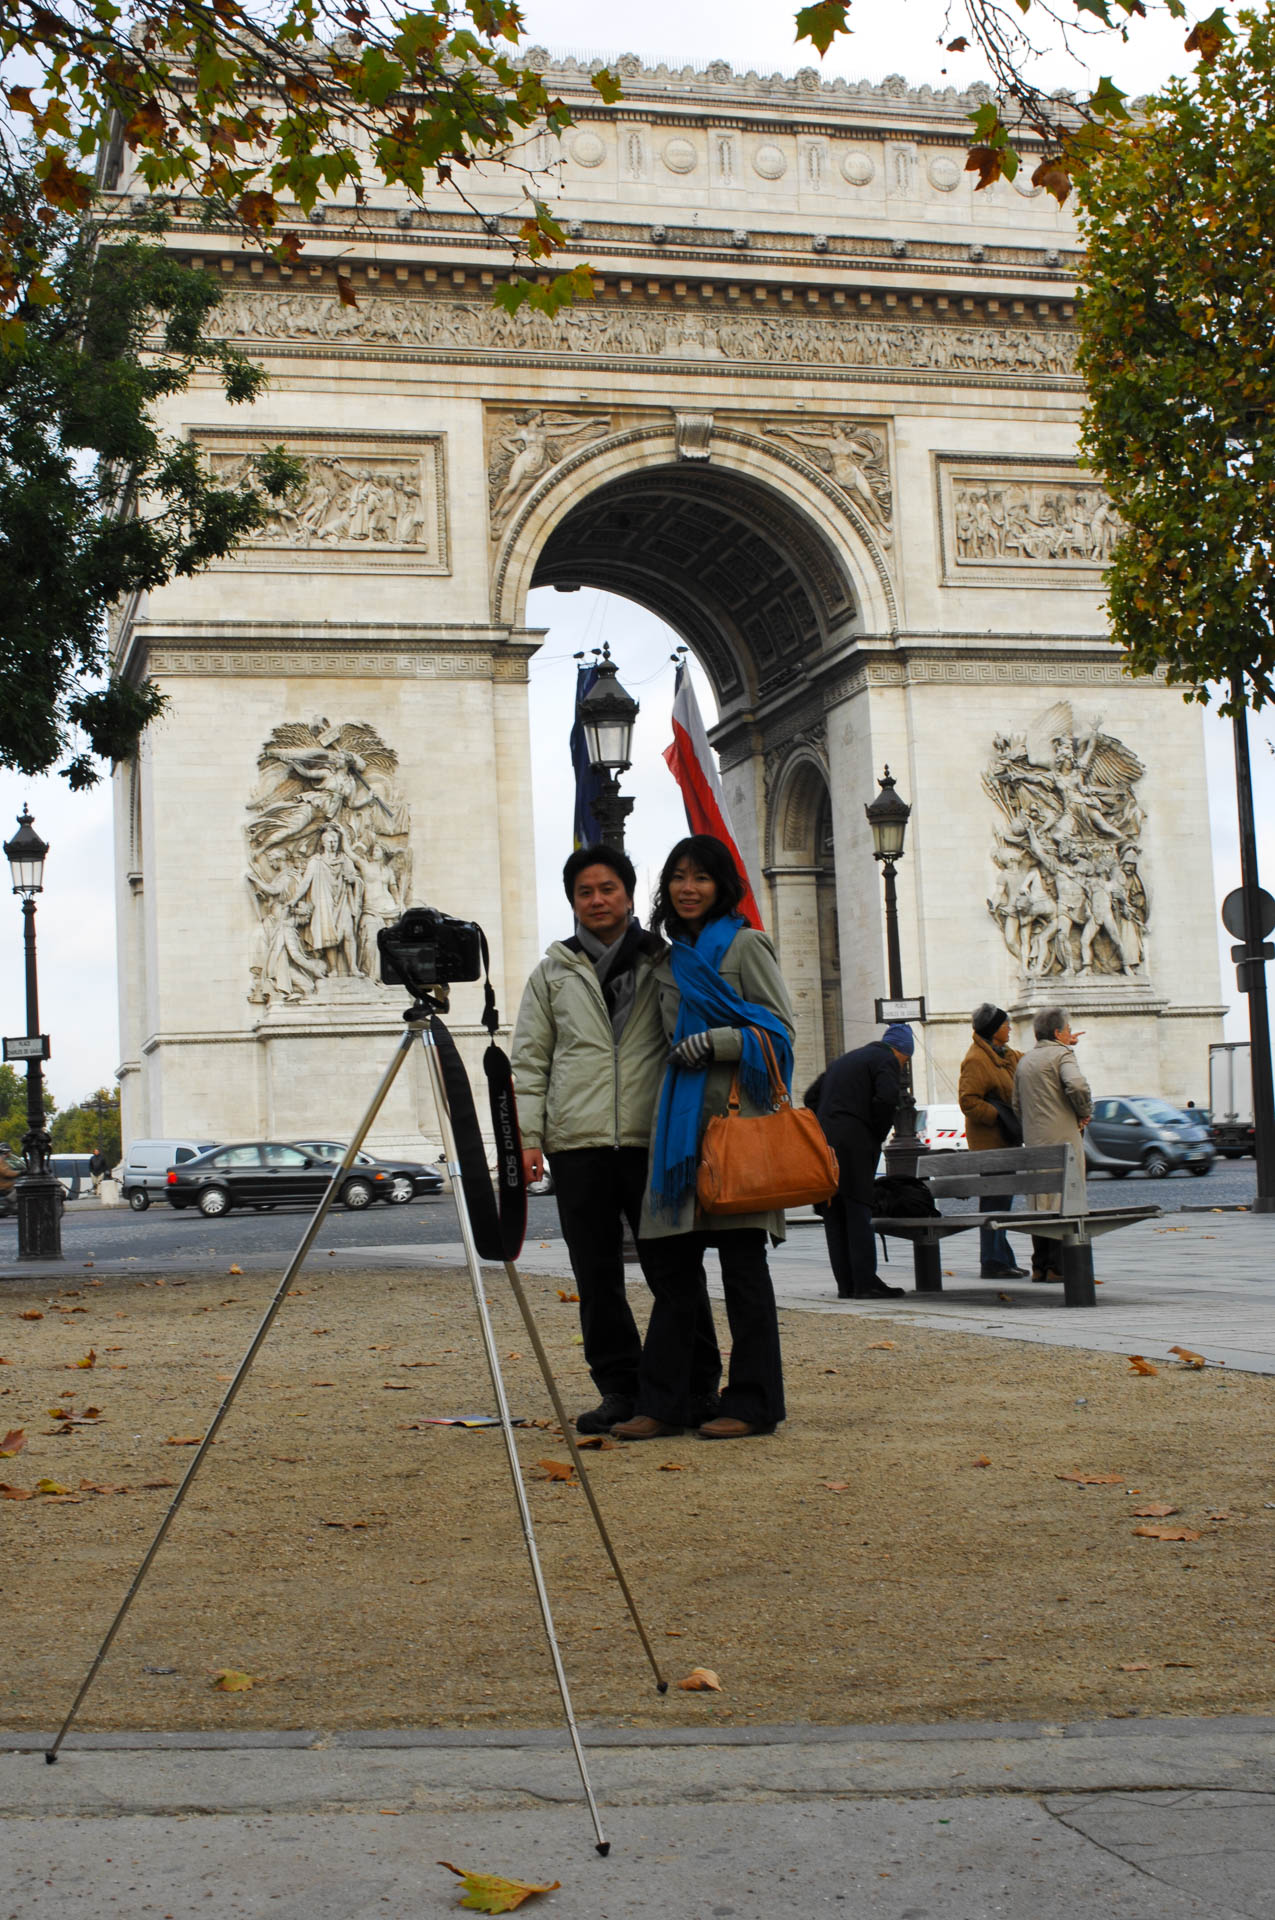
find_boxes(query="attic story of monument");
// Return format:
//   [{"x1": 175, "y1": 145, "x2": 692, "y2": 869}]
[{"x1": 108, "y1": 53, "x2": 1224, "y2": 1150}]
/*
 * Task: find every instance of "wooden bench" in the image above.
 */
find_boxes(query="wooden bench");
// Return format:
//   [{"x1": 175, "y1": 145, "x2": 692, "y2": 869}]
[{"x1": 872, "y1": 1142, "x2": 1161, "y2": 1308}]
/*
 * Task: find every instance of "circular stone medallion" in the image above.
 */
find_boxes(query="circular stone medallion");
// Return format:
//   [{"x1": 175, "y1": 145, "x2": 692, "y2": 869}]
[
  {"x1": 662, "y1": 138, "x2": 698, "y2": 175},
  {"x1": 928, "y1": 157, "x2": 961, "y2": 192},
  {"x1": 753, "y1": 143, "x2": 788, "y2": 180},
  {"x1": 840, "y1": 150, "x2": 875, "y2": 186},
  {"x1": 571, "y1": 131, "x2": 606, "y2": 168},
  {"x1": 1014, "y1": 170, "x2": 1043, "y2": 196}
]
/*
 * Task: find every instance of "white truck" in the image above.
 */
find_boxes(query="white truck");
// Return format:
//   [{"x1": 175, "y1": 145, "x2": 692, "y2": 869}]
[{"x1": 1208, "y1": 1042, "x2": 1255, "y2": 1158}]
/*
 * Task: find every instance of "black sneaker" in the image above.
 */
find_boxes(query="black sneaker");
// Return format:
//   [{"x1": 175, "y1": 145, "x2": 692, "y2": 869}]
[{"x1": 576, "y1": 1393, "x2": 634, "y2": 1435}]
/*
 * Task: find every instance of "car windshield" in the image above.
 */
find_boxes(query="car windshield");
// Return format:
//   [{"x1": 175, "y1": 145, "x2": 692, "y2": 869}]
[{"x1": 1134, "y1": 1101, "x2": 1192, "y2": 1126}]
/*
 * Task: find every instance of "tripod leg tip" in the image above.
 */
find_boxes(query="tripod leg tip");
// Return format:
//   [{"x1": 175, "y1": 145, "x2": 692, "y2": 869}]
[
  {"x1": 44, "y1": 1751, "x2": 58, "y2": 1765},
  {"x1": 595, "y1": 1841, "x2": 611, "y2": 1857},
  {"x1": 656, "y1": 1680, "x2": 669, "y2": 1694}
]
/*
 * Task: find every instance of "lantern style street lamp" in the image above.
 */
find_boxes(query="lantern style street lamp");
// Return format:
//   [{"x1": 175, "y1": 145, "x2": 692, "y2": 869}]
[
  {"x1": 865, "y1": 768, "x2": 925, "y2": 1171},
  {"x1": 3, "y1": 807, "x2": 62, "y2": 1259},
  {"x1": 577, "y1": 644, "x2": 640, "y2": 851}
]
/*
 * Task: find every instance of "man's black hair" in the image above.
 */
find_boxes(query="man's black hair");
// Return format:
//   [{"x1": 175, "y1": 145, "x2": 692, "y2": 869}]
[
  {"x1": 649, "y1": 834, "x2": 746, "y2": 937},
  {"x1": 562, "y1": 842, "x2": 637, "y2": 903}
]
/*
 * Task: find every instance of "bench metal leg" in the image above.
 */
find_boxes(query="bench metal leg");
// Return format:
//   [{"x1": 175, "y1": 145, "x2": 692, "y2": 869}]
[
  {"x1": 913, "y1": 1240, "x2": 943, "y2": 1294},
  {"x1": 1061, "y1": 1240, "x2": 1096, "y2": 1308}
]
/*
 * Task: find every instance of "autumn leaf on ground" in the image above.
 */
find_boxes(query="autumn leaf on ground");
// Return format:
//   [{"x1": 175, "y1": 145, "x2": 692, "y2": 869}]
[
  {"x1": 865, "y1": 1340, "x2": 896, "y2": 1351},
  {"x1": 659, "y1": 1461, "x2": 685, "y2": 1472},
  {"x1": 555, "y1": 1289, "x2": 579, "y2": 1302},
  {"x1": 437, "y1": 1861, "x2": 561, "y2": 1913},
  {"x1": 383, "y1": 1382, "x2": 410, "y2": 1390},
  {"x1": 1133, "y1": 1524, "x2": 1201, "y2": 1541},
  {"x1": 73, "y1": 1349, "x2": 96, "y2": 1368},
  {"x1": 0, "y1": 1482, "x2": 33, "y2": 1499},
  {"x1": 971, "y1": 1454, "x2": 992, "y2": 1468},
  {"x1": 536, "y1": 1459, "x2": 576, "y2": 1482},
  {"x1": 821, "y1": 1481, "x2": 850, "y2": 1492},
  {"x1": 35, "y1": 1478, "x2": 70, "y2": 1495},
  {"x1": 165, "y1": 1435, "x2": 205, "y2": 1446},
  {"x1": 574, "y1": 1435, "x2": 615, "y2": 1450},
  {"x1": 1169, "y1": 1346, "x2": 1207, "y2": 1369},
  {"x1": 1057, "y1": 1471, "x2": 1124, "y2": 1485},
  {"x1": 322, "y1": 1518, "x2": 379, "y2": 1529},
  {"x1": 18, "y1": 1310, "x2": 43, "y2": 1320},
  {"x1": 0, "y1": 1355, "x2": 11, "y2": 1362},
  {"x1": 678, "y1": 1667, "x2": 722, "y2": 1691},
  {"x1": 211, "y1": 1669, "x2": 257, "y2": 1691},
  {"x1": 228, "y1": 1265, "x2": 242, "y2": 1275},
  {"x1": 1127, "y1": 1356, "x2": 1159, "y2": 1376},
  {"x1": 1131, "y1": 1502, "x2": 1179, "y2": 1518},
  {"x1": 0, "y1": 1429, "x2": 26, "y2": 1457}
]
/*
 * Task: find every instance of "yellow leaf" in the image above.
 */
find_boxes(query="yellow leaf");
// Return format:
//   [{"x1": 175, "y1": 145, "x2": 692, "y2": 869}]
[
  {"x1": 1127, "y1": 1355, "x2": 1158, "y2": 1376},
  {"x1": 74, "y1": 1349, "x2": 96, "y2": 1368},
  {"x1": 437, "y1": 1862, "x2": 561, "y2": 1912},
  {"x1": 1168, "y1": 1345, "x2": 1207, "y2": 1369},
  {"x1": 228, "y1": 1265, "x2": 243, "y2": 1275},
  {"x1": 555, "y1": 1289, "x2": 579, "y2": 1302},
  {"x1": 211, "y1": 1669, "x2": 257, "y2": 1691},
  {"x1": 36, "y1": 1478, "x2": 70, "y2": 1495},
  {"x1": 677, "y1": 1667, "x2": 722, "y2": 1691},
  {"x1": 972, "y1": 1454, "x2": 992, "y2": 1468}
]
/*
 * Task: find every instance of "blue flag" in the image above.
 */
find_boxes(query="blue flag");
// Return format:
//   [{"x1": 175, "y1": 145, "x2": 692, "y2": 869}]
[{"x1": 570, "y1": 661, "x2": 606, "y2": 847}]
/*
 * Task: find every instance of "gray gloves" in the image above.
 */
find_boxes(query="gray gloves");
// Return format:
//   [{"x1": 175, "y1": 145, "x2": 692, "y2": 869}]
[{"x1": 668, "y1": 1031, "x2": 715, "y2": 1070}]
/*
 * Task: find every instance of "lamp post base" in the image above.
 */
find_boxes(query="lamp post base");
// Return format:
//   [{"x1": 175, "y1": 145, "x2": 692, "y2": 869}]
[{"x1": 16, "y1": 1175, "x2": 63, "y2": 1260}]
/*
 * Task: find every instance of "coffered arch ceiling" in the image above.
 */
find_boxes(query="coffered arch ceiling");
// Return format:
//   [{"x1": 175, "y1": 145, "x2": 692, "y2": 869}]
[{"x1": 530, "y1": 464, "x2": 859, "y2": 712}]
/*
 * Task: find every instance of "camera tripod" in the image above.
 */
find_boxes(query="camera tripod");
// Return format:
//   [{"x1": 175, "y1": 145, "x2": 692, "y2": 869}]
[{"x1": 47, "y1": 991, "x2": 668, "y2": 1855}]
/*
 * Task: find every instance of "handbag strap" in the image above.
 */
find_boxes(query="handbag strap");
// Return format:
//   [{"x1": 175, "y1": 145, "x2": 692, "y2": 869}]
[{"x1": 750, "y1": 1027, "x2": 790, "y2": 1111}]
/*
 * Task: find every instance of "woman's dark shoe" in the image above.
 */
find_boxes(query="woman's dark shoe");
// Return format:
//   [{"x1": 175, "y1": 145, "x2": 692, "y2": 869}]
[
  {"x1": 612, "y1": 1414, "x2": 683, "y2": 1441},
  {"x1": 854, "y1": 1277, "x2": 905, "y2": 1298},
  {"x1": 576, "y1": 1392, "x2": 634, "y2": 1435},
  {"x1": 698, "y1": 1416, "x2": 774, "y2": 1439}
]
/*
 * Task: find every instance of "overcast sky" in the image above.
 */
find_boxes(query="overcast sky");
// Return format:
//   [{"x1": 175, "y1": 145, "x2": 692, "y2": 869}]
[{"x1": 2, "y1": 0, "x2": 1267, "y2": 1111}]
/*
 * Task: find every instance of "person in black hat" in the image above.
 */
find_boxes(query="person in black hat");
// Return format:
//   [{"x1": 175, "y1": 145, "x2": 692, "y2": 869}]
[
  {"x1": 958, "y1": 1003, "x2": 1028, "y2": 1279},
  {"x1": 811, "y1": 1025, "x2": 914, "y2": 1299}
]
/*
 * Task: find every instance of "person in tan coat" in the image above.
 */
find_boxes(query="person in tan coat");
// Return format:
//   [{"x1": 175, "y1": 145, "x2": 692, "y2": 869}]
[
  {"x1": 958, "y1": 1004, "x2": 1026, "y2": 1278},
  {"x1": 1012, "y1": 1005, "x2": 1092, "y2": 1283}
]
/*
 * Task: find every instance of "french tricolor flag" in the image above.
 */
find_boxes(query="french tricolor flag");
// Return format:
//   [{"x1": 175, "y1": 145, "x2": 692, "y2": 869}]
[{"x1": 663, "y1": 662, "x2": 765, "y2": 930}]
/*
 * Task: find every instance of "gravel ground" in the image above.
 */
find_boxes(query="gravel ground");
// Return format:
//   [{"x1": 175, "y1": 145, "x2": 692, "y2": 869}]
[{"x1": 2, "y1": 1260, "x2": 1273, "y2": 1736}]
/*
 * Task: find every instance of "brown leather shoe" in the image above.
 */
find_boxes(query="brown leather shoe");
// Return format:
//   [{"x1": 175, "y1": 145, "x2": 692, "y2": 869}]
[
  {"x1": 611, "y1": 1414, "x2": 683, "y2": 1441},
  {"x1": 697, "y1": 1416, "x2": 773, "y2": 1440}
]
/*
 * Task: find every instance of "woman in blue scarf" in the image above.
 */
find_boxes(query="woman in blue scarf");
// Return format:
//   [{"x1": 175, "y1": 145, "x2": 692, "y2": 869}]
[{"x1": 612, "y1": 836, "x2": 796, "y2": 1442}]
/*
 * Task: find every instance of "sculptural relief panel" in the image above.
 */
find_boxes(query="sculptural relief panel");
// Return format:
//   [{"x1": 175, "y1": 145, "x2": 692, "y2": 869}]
[
  {"x1": 243, "y1": 719, "x2": 413, "y2": 1009},
  {"x1": 485, "y1": 407, "x2": 612, "y2": 537},
  {"x1": 985, "y1": 703, "x2": 1149, "y2": 984},
  {"x1": 211, "y1": 289, "x2": 1078, "y2": 383},
  {"x1": 936, "y1": 456, "x2": 1119, "y2": 587},
  {"x1": 763, "y1": 417, "x2": 892, "y2": 545},
  {"x1": 198, "y1": 429, "x2": 448, "y2": 573}
]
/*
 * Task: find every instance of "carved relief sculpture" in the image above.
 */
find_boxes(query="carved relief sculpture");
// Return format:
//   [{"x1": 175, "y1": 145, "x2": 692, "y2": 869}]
[
  {"x1": 764, "y1": 418, "x2": 892, "y2": 544},
  {"x1": 984, "y1": 703, "x2": 1149, "y2": 981},
  {"x1": 487, "y1": 408, "x2": 611, "y2": 532},
  {"x1": 244, "y1": 720, "x2": 412, "y2": 1007},
  {"x1": 952, "y1": 477, "x2": 1120, "y2": 566}
]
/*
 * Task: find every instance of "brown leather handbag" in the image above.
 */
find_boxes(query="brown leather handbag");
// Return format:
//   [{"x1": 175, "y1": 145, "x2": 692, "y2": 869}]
[{"x1": 696, "y1": 1029, "x2": 840, "y2": 1216}]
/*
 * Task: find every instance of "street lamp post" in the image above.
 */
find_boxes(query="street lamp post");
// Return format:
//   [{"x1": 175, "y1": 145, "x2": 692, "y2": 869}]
[
  {"x1": 1229, "y1": 674, "x2": 1275, "y2": 1213},
  {"x1": 3, "y1": 807, "x2": 62, "y2": 1259},
  {"x1": 865, "y1": 768, "x2": 925, "y2": 1175},
  {"x1": 577, "y1": 644, "x2": 640, "y2": 852}
]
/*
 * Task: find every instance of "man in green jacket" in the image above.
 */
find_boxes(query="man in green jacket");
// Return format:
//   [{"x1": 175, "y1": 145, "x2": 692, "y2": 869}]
[{"x1": 512, "y1": 843, "x2": 719, "y2": 1434}]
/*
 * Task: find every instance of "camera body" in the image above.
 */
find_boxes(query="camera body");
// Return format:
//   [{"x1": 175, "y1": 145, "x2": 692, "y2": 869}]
[{"x1": 377, "y1": 907, "x2": 483, "y2": 1000}]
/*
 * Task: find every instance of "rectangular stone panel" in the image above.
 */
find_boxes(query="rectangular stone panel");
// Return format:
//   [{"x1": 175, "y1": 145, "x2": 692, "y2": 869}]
[
  {"x1": 192, "y1": 427, "x2": 449, "y2": 574},
  {"x1": 934, "y1": 454, "x2": 1120, "y2": 588}
]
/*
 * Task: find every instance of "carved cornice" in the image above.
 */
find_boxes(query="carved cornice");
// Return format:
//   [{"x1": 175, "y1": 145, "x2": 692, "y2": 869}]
[
  {"x1": 820, "y1": 650, "x2": 1169, "y2": 708},
  {"x1": 140, "y1": 634, "x2": 532, "y2": 681}
]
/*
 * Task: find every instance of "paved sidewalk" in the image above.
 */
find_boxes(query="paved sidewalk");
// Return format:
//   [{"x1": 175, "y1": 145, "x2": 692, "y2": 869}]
[{"x1": 2, "y1": 1718, "x2": 1273, "y2": 1918}]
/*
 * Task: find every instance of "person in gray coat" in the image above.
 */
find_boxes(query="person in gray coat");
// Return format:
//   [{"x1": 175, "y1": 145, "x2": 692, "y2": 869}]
[{"x1": 1012, "y1": 1005, "x2": 1092, "y2": 1283}]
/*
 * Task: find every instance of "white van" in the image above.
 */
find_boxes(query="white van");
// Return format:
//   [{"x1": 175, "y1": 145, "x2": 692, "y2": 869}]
[
  {"x1": 916, "y1": 1104, "x2": 967, "y2": 1151},
  {"x1": 120, "y1": 1139, "x2": 221, "y2": 1211}
]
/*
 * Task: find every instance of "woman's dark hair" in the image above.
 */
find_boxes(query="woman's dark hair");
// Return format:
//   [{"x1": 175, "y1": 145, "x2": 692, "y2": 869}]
[
  {"x1": 562, "y1": 842, "x2": 637, "y2": 903},
  {"x1": 649, "y1": 834, "x2": 746, "y2": 938}
]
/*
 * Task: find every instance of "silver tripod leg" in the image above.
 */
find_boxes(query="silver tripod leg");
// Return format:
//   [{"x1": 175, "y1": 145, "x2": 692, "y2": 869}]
[{"x1": 416, "y1": 1014, "x2": 611, "y2": 1856}]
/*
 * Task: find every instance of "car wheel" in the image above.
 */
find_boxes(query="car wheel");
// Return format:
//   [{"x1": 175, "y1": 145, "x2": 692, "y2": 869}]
[
  {"x1": 127, "y1": 1188, "x2": 150, "y2": 1212},
  {"x1": 198, "y1": 1186, "x2": 231, "y2": 1217},
  {"x1": 342, "y1": 1177, "x2": 373, "y2": 1210},
  {"x1": 387, "y1": 1176, "x2": 414, "y2": 1205},
  {"x1": 1224, "y1": 1150, "x2": 1243, "y2": 1160},
  {"x1": 1142, "y1": 1150, "x2": 1171, "y2": 1179}
]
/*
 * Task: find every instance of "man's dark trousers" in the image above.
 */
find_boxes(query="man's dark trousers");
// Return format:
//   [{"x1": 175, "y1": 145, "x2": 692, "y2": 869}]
[
  {"x1": 548, "y1": 1146, "x2": 647, "y2": 1399},
  {"x1": 822, "y1": 1193, "x2": 879, "y2": 1296}
]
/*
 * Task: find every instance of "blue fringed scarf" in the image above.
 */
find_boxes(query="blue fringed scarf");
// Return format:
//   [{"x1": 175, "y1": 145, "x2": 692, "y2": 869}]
[{"x1": 649, "y1": 913, "x2": 794, "y2": 1217}]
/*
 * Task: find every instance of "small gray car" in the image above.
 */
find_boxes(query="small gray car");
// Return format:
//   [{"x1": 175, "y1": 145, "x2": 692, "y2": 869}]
[{"x1": 1084, "y1": 1098, "x2": 1214, "y2": 1179}]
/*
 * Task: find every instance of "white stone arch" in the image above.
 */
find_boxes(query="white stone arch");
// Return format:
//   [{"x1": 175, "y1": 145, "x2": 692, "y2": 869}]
[
  {"x1": 763, "y1": 736, "x2": 842, "y2": 1085},
  {"x1": 492, "y1": 421, "x2": 898, "y2": 697}
]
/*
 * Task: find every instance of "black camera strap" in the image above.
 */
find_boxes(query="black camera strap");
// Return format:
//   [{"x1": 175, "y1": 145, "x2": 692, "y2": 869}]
[{"x1": 428, "y1": 931, "x2": 526, "y2": 1262}]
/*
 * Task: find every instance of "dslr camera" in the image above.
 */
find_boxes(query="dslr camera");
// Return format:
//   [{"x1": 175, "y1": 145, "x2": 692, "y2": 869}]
[{"x1": 377, "y1": 906, "x2": 483, "y2": 1002}]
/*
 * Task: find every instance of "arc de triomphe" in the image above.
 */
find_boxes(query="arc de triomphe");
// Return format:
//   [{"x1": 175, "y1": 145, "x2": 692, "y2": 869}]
[{"x1": 110, "y1": 54, "x2": 1223, "y2": 1151}]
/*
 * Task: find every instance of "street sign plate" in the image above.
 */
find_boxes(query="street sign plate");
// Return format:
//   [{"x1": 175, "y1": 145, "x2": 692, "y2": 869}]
[
  {"x1": 875, "y1": 996, "x2": 926, "y2": 1024},
  {"x1": 2, "y1": 1034, "x2": 50, "y2": 1062},
  {"x1": 1221, "y1": 886, "x2": 1275, "y2": 941}
]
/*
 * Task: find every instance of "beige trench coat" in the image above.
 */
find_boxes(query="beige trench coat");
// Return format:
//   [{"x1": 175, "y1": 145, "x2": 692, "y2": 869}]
[{"x1": 1012, "y1": 1039, "x2": 1092, "y2": 1211}]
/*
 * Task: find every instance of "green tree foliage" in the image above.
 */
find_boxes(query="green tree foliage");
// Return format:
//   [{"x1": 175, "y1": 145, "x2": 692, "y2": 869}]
[
  {"x1": 50, "y1": 1084, "x2": 121, "y2": 1161},
  {"x1": 1078, "y1": 6, "x2": 1275, "y2": 710},
  {"x1": 0, "y1": 1058, "x2": 54, "y2": 1151},
  {"x1": 0, "y1": 158, "x2": 304, "y2": 783}
]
